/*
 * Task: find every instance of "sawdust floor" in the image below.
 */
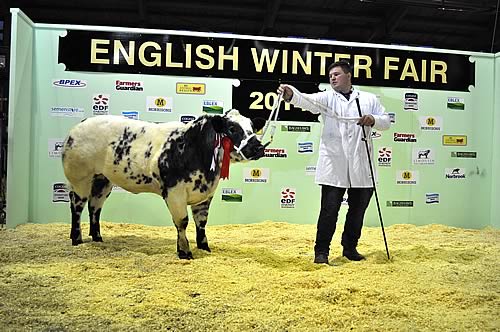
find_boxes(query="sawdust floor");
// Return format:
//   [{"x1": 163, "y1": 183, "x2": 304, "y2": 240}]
[{"x1": 0, "y1": 221, "x2": 499, "y2": 332}]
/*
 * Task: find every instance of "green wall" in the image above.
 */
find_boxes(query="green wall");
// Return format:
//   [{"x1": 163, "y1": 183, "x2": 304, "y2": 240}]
[
  {"x1": 7, "y1": 9, "x2": 500, "y2": 230},
  {"x1": 7, "y1": 9, "x2": 34, "y2": 228},
  {"x1": 492, "y1": 52, "x2": 500, "y2": 229}
]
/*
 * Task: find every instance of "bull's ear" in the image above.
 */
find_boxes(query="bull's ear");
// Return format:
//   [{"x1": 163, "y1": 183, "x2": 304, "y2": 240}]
[
  {"x1": 211, "y1": 115, "x2": 226, "y2": 133},
  {"x1": 252, "y1": 117, "x2": 266, "y2": 132}
]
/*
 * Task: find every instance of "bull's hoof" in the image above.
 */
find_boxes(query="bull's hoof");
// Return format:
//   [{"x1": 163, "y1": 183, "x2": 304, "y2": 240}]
[
  {"x1": 71, "y1": 238, "x2": 83, "y2": 246},
  {"x1": 197, "y1": 242, "x2": 211, "y2": 252},
  {"x1": 178, "y1": 251, "x2": 193, "y2": 260},
  {"x1": 92, "y1": 236, "x2": 103, "y2": 242}
]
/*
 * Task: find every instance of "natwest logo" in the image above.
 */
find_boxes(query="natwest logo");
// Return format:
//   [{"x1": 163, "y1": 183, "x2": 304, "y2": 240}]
[
  {"x1": 115, "y1": 80, "x2": 144, "y2": 91},
  {"x1": 53, "y1": 79, "x2": 87, "y2": 88}
]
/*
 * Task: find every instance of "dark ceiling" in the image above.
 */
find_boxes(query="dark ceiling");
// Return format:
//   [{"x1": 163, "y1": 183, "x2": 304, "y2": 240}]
[{"x1": 1, "y1": 0, "x2": 499, "y2": 53}]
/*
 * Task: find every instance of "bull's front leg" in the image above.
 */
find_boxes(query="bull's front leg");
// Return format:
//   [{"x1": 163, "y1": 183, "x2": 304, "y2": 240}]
[
  {"x1": 191, "y1": 196, "x2": 213, "y2": 252},
  {"x1": 165, "y1": 195, "x2": 193, "y2": 259}
]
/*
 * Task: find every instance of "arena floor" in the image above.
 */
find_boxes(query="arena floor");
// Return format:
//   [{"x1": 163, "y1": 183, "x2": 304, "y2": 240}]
[{"x1": 0, "y1": 221, "x2": 498, "y2": 331}]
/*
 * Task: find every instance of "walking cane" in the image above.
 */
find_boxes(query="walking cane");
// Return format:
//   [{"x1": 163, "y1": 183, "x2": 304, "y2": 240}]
[{"x1": 355, "y1": 98, "x2": 391, "y2": 260}]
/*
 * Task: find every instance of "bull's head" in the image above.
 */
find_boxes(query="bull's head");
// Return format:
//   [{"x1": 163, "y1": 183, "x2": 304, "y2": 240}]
[{"x1": 212, "y1": 109, "x2": 267, "y2": 161}]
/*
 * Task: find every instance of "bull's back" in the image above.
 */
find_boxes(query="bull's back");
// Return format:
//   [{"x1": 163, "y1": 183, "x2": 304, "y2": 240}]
[{"x1": 62, "y1": 116, "x2": 185, "y2": 194}]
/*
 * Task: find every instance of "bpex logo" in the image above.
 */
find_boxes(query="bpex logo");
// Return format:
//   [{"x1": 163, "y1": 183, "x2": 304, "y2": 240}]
[{"x1": 53, "y1": 79, "x2": 87, "y2": 88}]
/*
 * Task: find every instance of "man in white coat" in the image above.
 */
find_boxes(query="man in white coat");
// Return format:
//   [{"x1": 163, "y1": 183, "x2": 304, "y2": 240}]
[{"x1": 278, "y1": 60, "x2": 391, "y2": 264}]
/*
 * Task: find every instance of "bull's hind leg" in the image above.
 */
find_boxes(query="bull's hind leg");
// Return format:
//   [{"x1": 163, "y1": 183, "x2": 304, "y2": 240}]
[
  {"x1": 165, "y1": 193, "x2": 193, "y2": 259},
  {"x1": 191, "y1": 196, "x2": 213, "y2": 252},
  {"x1": 69, "y1": 181, "x2": 91, "y2": 245},
  {"x1": 88, "y1": 174, "x2": 113, "y2": 242}
]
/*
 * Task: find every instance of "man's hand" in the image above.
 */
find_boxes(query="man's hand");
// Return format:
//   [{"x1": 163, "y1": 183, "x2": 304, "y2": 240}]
[
  {"x1": 277, "y1": 84, "x2": 293, "y2": 102},
  {"x1": 357, "y1": 115, "x2": 375, "y2": 126}
]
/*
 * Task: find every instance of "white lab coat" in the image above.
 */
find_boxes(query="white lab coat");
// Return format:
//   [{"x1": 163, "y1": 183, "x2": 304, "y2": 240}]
[{"x1": 288, "y1": 86, "x2": 391, "y2": 188}]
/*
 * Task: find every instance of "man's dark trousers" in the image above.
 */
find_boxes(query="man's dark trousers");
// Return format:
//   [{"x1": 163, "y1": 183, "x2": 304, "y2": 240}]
[{"x1": 314, "y1": 185, "x2": 374, "y2": 255}]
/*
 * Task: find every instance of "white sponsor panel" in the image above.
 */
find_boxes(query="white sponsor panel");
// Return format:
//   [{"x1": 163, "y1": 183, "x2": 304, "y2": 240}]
[
  {"x1": 48, "y1": 139, "x2": 65, "y2": 158},
  {"x1": 122, "y1": 111, "x2": 139, "y2": 120},
  {"x1": 92, "y1": 94, "x2": 110, "y2": 116},
  {"x1": 112, "y1": 185, "x2": 127, "y2": 192},
  {"x1": 53, "y1": 79, "x2": 87, "y2": 88},
  {"x1": 52, "y1": 182, "x2": 70, "y2": 203},
  {"x1": 396, "y1": 170, "x2": 419, "y2": 185},
  {"x1": 297, "y1": 141, "x2": 313, "y2": 153},
  {"x1": 378, "y1": 147, "x2": 392, "y2": 167},
  {"x1": 419, "y1": 116, "x2": 442, "y2": 131},
  {"x1": 51, "y1": 107, "x2": 85, "y2": 117},
  {"x1": 180, "y1": 115, "x2": 196, "y2": 124},
  {"x1": 147, "y1": 96, "x2": 173, "y2": 113},
  {"x1": 447, "y1": 97, "x2": 465, "y2": 111},
  {"x1": 280, "y1": 188, "x2": 296, "y2": 209},
  {"x1": 445, "y1": 168, "x2": 466, "y2": 179},
  {"x1": 426, "y1": 193, "x2": 440, "y2": 204},
  {"x1": 265, "y1": 148, "x2": 288, "y2": 158},
  {"x1": 412, "y1": 148, "x2": 435, "y2": 165},
  {"x1": 243, "y1": 168, "x2": 269, "y2": 183},
  {"x1": 305, "y1": 165, "x2": 316, "y2": 176},
  {"x1": 394, "y1": 132, "x2": 417, "y2": 143},
  {"x1": 404, "y1": 92, "x2": 419, "y2": 111},
  {"x1": 115, "y1": 80, "x2": 144, "y2": 91}
]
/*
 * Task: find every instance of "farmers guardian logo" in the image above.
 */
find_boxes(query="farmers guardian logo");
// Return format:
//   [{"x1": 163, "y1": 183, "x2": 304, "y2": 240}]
[
  {"x1": 53, "y1": 79, "x2": 87, "y2": 88},
  {"x1": 264, "y1": 148, "x2": 288, "y2": 158},
  {"x1": 115, "y1": 80, "x2": 144, "y2": 91},
  {"x1": 394, "y1": 133, "x2": 417, "y2": 143}
]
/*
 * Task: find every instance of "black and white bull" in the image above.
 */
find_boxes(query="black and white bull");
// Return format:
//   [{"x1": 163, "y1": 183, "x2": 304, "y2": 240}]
[{"x1": 62, "y1": 110, "x2": 266, "y2": 259}]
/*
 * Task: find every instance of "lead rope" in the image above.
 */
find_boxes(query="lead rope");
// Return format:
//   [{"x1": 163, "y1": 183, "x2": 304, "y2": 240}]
[{"x1": 258, "y1": 92, "x2": 283, "y2": 146}]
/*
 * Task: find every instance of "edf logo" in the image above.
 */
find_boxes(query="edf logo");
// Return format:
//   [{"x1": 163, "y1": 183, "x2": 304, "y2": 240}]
[
  {"x1": 53, "y1": 79, "x2": 87, "y2": 88},
  {"x1": 280, "y1": 188, "x2": 296, "y2": 208},
  {"x1": 92, "y1": 94, "x2": 110, "y2": 115}
]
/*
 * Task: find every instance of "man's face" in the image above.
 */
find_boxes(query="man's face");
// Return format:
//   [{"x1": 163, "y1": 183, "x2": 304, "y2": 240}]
[{"x1": 329, "y1": 66, "x2": 352, "y2": 92}]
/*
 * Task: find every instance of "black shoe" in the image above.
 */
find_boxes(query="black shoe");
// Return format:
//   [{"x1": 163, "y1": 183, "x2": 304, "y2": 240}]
[
  {"x1": 342, "y1": 248, "x2": 366, "y2": 261},
  {"x1": 314, "y1": 253, "x2": 329, "y2": 264}
]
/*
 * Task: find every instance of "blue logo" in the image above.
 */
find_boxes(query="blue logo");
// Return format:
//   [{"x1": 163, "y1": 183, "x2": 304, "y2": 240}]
[
  {"x1": 122, "y1": 111, "x2": 139, "y2": 120},
  {"x1": 426, "y1": 193, "x2": 439, "y2": 204},
  {"x1": 298, "y1": 142, "x2": 313, "y2": 153},
  {"x1": 53, "y1": 79, "x2": 87, "y2": 88}
]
